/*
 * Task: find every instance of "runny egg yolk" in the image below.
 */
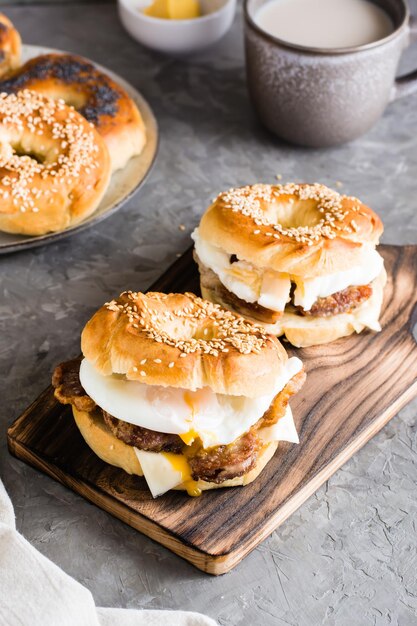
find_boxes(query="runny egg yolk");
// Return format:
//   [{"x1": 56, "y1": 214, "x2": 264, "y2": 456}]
[
  {"x1": 183, "y1": 390, "x2": 196, "y2": 420},
  {"x1": 183, "y1": 482, "x2": 202, "y2": 497},
  {"x1": 161, "y1": 452, "x2": 201, "y2": 497},
  {"x1": 179, "y1": 428, "x2": 199, "y2": 445},
  {"x1": 181, "y1": 391, "x2": 198, "y2": 444}
]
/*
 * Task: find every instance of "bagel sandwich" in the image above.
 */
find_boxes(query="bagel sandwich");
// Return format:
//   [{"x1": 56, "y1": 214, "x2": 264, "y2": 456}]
[
  {"x1": 52, "y1": 291, "x2": 306, "y2": 497},
  {"x1": 192, "y1": 183, "x2": 386, "y2": 348}
]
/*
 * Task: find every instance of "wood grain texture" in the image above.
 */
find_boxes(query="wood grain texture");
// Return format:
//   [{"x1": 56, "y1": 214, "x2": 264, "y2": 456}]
[{"x1": 7, "y1": 244, "x2": 417, "y2": 575}]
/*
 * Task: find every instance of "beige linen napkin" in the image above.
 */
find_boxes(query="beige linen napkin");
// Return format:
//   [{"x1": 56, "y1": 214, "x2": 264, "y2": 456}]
[{"x1": 0, "y1": 480, "x2": 217, "y2": 626}]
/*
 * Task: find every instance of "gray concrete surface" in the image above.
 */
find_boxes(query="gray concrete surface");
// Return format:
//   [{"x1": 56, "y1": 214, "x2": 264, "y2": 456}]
[{"x1": 1, "y1": 2, "x2": 417, "y2": 625}]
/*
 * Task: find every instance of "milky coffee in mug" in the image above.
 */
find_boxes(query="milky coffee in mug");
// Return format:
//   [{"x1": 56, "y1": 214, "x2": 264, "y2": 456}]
[
  {"x1": 255, "y1": 0, "x2": 393, "y2": 49},
  {"x1": 244, "y1": 0, "x2": 417, "y2": 146}
]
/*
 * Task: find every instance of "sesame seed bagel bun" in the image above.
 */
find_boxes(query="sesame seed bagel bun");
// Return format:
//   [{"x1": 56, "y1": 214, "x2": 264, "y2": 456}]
[
  {"x1": 201, "y1": 267, "x2": 387, "y2": 348},
  {"x1": 0, "y1": 13, "x2": 21, "y2": 78},
  {"x1": 72, "y1": 405, "x2": 278, "y2": 492},
  {"x1": 0, "y1": 90, "x2": 111, "y2": 236},
  {"x1": 199, "y1": 183, "x2": 383, "y2": 277},
  {"x1": 81, "y1": 291, "x2": 288, "y2": 398},
  {"x1": 0, "y1": 53, "x2": 146, "y2": 173}
]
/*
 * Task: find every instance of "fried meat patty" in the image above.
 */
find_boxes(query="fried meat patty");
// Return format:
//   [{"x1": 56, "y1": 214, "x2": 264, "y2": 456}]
[
  {"x1": 187, "y1": 431, "x2": 260, "y2": 483},
  {"x1": 52, "y1": 358, "x2": 96, "y2": 412},
  {"x1": 102, "y1": 411, "x2": 183, "y2": 454},
  {"x1": 296, "y1": 284, "x2": 373, "y2": 317}
]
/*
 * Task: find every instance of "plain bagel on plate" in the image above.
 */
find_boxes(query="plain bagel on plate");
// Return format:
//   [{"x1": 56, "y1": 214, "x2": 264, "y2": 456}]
[{"x1": 0, "y1": 53, "x2": 146, "y2": 173}]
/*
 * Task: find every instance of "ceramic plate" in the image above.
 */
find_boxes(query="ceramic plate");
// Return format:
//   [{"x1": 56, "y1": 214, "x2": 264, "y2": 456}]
[{"x1": 0, "y1": 44, "x2": 158, "y2": 254}]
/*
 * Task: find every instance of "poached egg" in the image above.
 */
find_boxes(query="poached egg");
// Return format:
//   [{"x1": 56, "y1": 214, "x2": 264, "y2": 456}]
[{"x1": 79, "y1": 356, "x2": 303, "y2": 449}]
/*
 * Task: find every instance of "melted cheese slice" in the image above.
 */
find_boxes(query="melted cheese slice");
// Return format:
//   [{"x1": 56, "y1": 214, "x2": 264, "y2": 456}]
[
  {"x1": 79, "y1": 357, "x2": 303, "y2": 448},
  {"x1": 133, "y1": 449, "x2": 193, "y2": 498},
  {"x1": 258, "y1": 270, "x2": 291, "y2": 312},
  {"x1": 134, "y1": 405, "x2": 298, "y2": 497},
  {"x1": 259, "y1": 405, "x2": 298, "y2": 444},
  {"x1": 192, "y1": 228, "x2": 384, "y2": 312}
]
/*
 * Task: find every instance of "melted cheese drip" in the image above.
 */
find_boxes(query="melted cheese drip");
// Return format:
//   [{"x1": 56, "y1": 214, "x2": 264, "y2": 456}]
[{"x1": 192, "y1": 228, "x2": 384, "y2": 312}]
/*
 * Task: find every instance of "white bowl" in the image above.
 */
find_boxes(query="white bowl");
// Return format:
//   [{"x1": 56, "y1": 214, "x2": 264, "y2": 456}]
[{"x1": 118, "y1": 0, "x2": 236, "y2": 55}]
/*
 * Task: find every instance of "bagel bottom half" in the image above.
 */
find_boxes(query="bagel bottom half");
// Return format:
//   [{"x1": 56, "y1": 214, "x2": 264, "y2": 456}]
[
  {"x1": 72, "y1": 406, "x2": 278, "y2": 494},
  {"x1": 201, "y1": 269, "x2": 387, "y2": 349}
]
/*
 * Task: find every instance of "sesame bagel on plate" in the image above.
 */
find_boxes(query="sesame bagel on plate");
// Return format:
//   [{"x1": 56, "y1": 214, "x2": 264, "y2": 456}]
[{"x1": 0, "y1": 90, "x2": 111, "y2": 236}]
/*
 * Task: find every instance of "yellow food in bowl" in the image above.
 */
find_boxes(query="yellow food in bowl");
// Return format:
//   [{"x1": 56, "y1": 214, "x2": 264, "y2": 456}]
[{"x1": 143, "y1": 0, "x2": 200, "y2": 19}]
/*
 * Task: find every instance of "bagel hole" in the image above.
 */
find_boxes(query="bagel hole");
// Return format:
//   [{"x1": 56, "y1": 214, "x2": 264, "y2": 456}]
[
  {"x1": 193, "y1": 324, "x2": 217, "y2": 341},
  {"x1": 268, "y1": 197, "x2": 322, "y2": 229},
  {"x1": 58, "y1": 93, "x2": 86, "y2": 110},
  {"x1": 159, "y1": 319, "x2": 200, "y2": 342},
  {"x1": 13, "y1": 144, "x2": 45, "y2": 164},
  {"x1": 156, "y1": 319, "x2": 218, "y2": 343}
]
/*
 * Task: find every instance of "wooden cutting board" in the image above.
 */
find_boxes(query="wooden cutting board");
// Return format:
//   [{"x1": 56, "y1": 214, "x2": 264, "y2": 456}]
[{"x1": 7, "y1": 244, "x2": 417, "y2": 575}]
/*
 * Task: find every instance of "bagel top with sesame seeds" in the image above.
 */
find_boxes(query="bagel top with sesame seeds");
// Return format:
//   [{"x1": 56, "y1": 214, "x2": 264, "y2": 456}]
[
  {"x1": 0, "y1": 53, "x2": 146, "y2": 173},
  {"x1": 0, "y1": 13, "x2": 21, "y2": 79},
  {"x1": 81, "y1": 291, "x2": 288, "y2": 397},
  {"x1": 0, "y1": 90, "x2": 111, "y2": 236},
  {"x1": 197, "y1": 183, "x2": 383, "y2": 277}
]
